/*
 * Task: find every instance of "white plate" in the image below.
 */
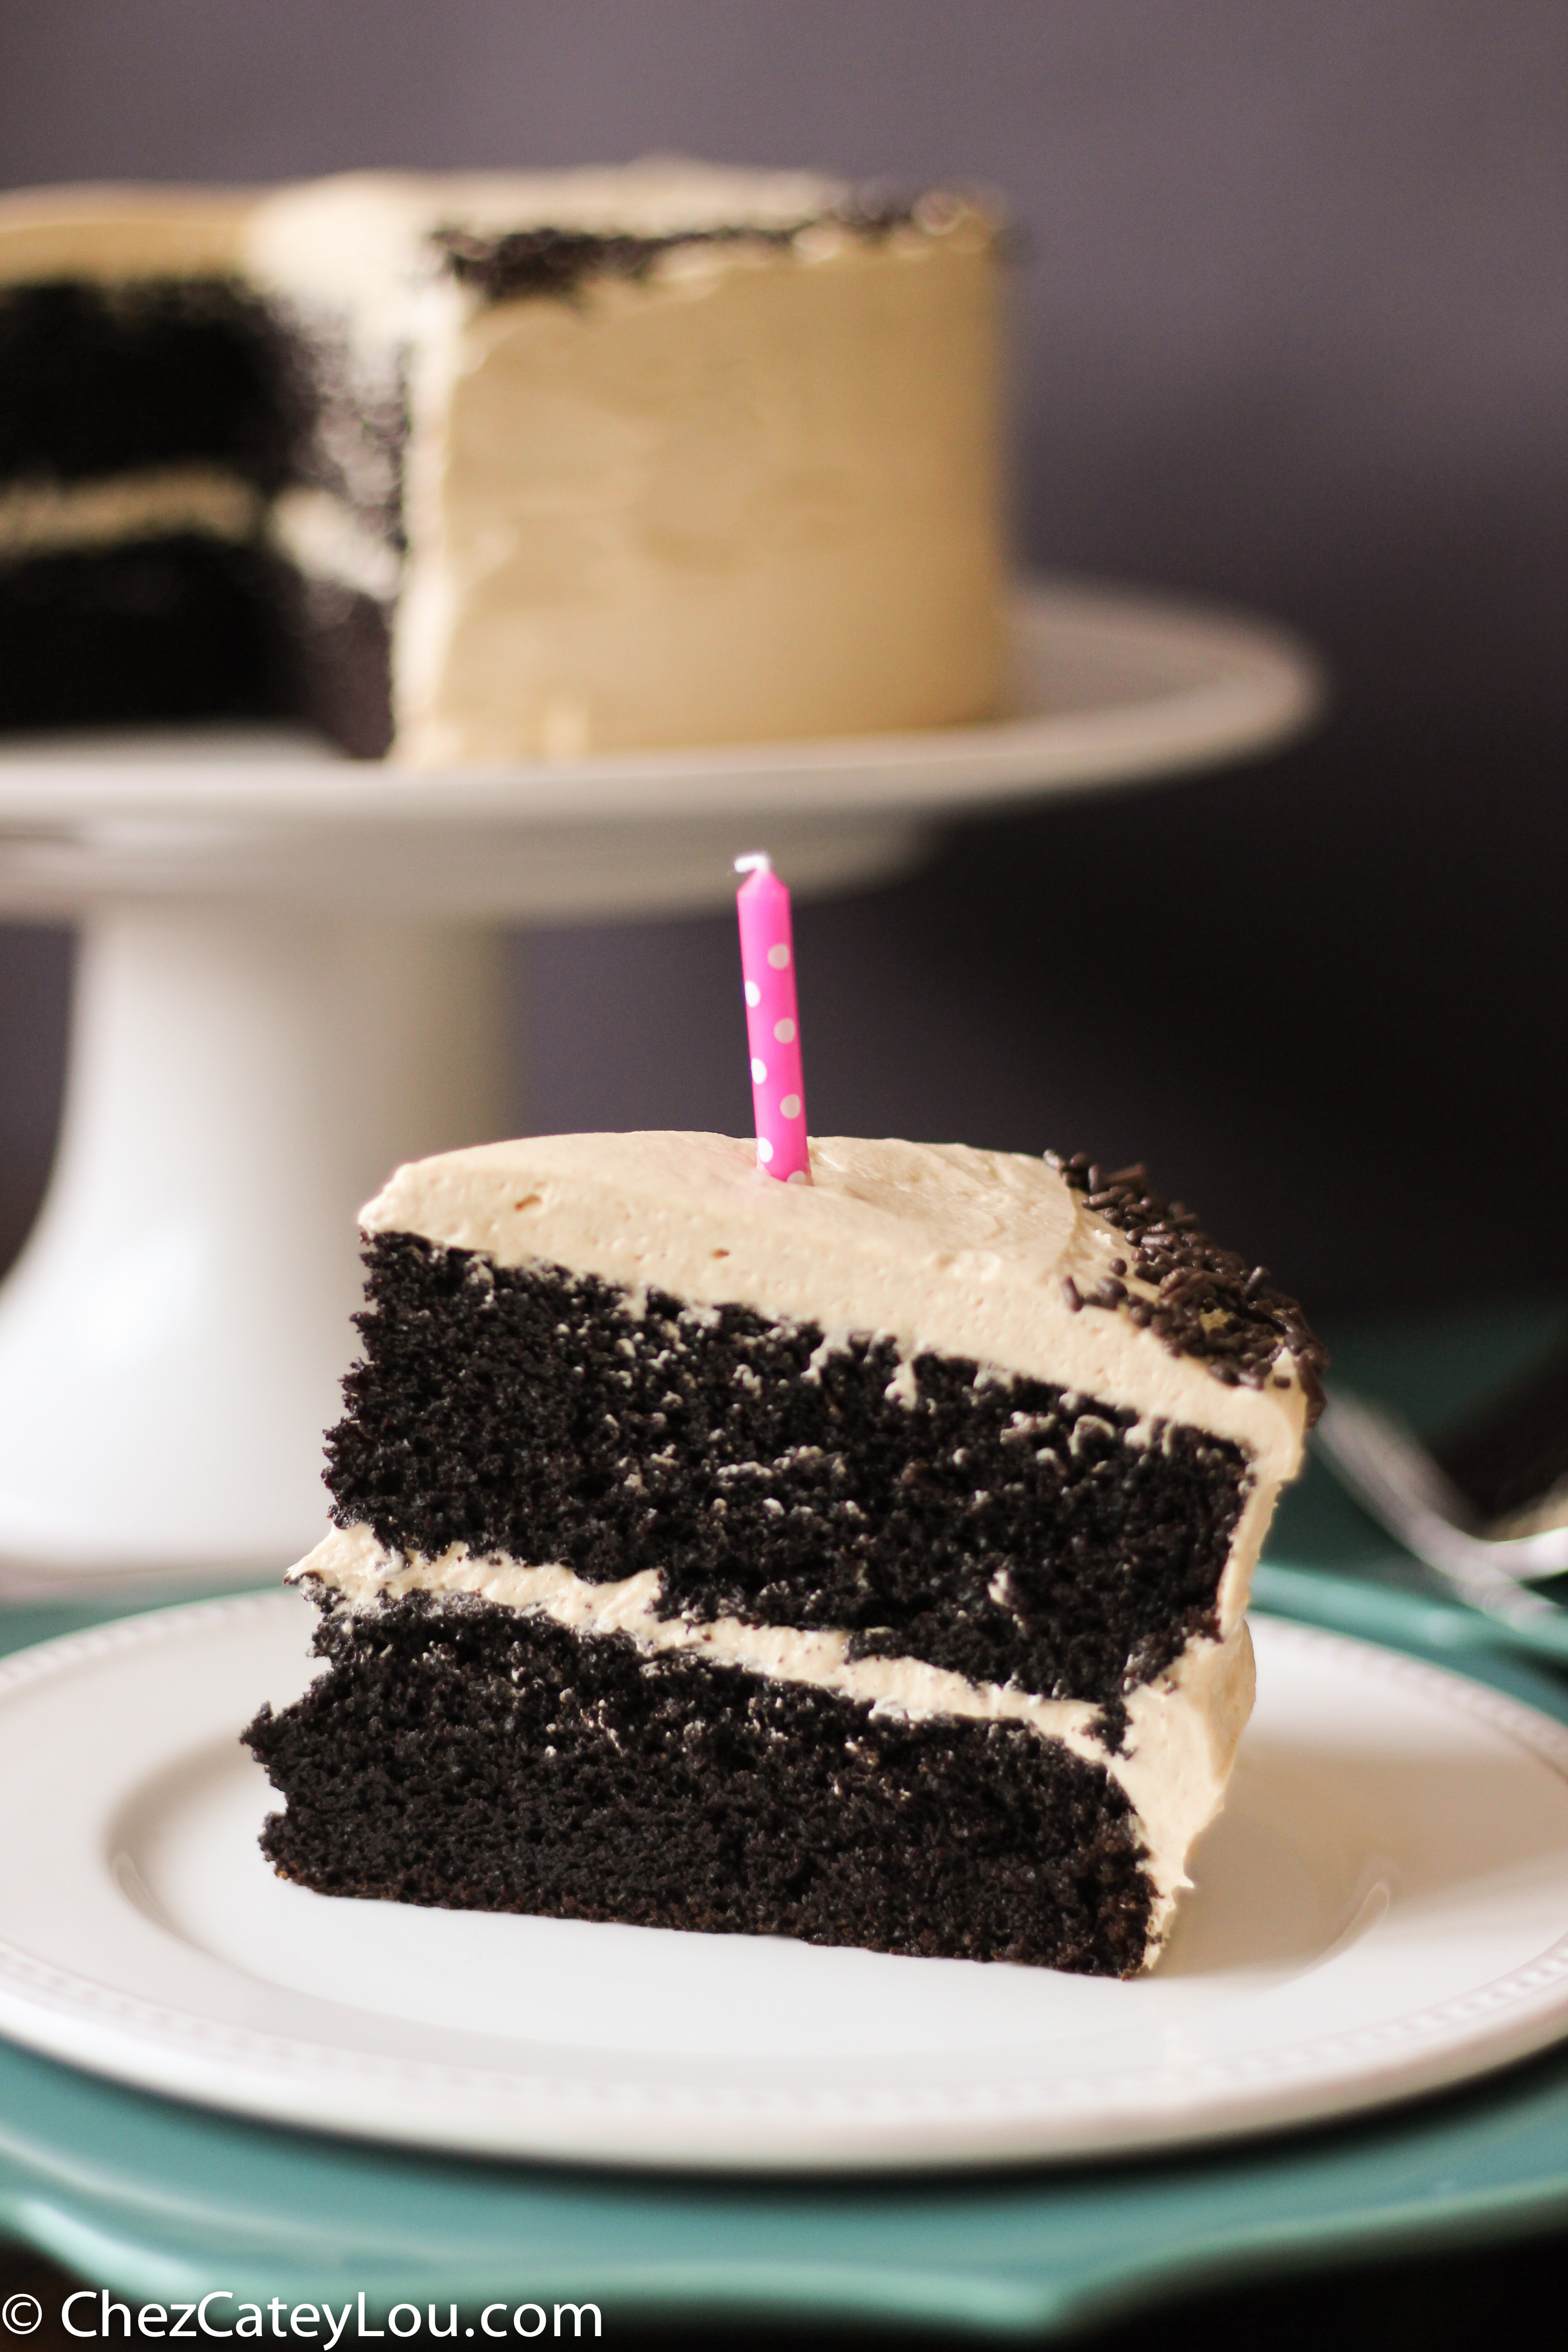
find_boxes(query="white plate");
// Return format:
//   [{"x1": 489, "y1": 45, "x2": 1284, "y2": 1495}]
[{"x1": 3, "y1": 1593, "x2": 1567, "y2": 2174}]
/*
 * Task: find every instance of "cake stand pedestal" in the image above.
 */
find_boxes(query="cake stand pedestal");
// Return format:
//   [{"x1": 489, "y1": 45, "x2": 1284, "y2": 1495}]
[{"x1": 0, "y1": 575, "x2": 1323, "y2": 1589}]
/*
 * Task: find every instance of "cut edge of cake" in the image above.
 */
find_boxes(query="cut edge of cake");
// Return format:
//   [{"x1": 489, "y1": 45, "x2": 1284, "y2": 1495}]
[{"x1": 289, "y1": 1514, "x2": 1258, "y2": 1959}]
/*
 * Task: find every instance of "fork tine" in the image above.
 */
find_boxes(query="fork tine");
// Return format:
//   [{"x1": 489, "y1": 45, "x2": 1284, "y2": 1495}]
[{"x1": 1314, "y1": 1392, "x2": 1568, "y2": 1625}]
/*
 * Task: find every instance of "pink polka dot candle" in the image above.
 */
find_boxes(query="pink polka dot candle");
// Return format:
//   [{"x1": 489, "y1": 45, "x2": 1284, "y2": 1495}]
[{"x1": 734, "y1": 853, "x2": 811, "y2": 1184}]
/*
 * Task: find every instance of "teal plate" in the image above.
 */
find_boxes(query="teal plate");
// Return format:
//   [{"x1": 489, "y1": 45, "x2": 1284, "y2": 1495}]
[{"x1": 3, "y1": 1299, "x2": 1567, "y2": 2335}]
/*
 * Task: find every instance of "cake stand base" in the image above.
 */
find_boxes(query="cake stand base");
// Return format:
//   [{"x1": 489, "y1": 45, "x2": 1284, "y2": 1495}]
[{"x1": 0, "y1": 906, "x2": 501, "y2": 1579}]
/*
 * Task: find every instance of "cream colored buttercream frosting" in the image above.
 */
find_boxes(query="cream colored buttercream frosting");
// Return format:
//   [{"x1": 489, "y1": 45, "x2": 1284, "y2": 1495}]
[
  {"x1": 242, "y1": 163, "x2": 1004, "y2": 762},
  {"x1": 0, "y1": 465, "x2": 261, "y2": 558},
  {"x1": 295, "y1": 1520, "x2": 1256, "y2": 1956},
  {"x1": 239, "y1": 163, "x2": 866, "y2": 323},
  {"x1": 266, "y1": 487, "x2": 402, "y2": 602},
  {"x1": 0, "y1": 184, "x2": 254, "y2": 285}
]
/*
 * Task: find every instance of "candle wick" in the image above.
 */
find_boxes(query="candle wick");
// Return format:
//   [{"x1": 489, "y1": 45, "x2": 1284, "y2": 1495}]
[{"x1": 733, "y1": 851, "x2": 773, "y2": 876}]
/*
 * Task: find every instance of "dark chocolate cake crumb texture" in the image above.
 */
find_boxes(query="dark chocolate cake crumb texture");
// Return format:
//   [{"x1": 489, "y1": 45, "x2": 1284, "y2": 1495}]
[
  {"x1": 277, "y1": 573, "x2": 397, "y2": 760},
  {"x1": 0, "y1": 275, "x2": 408, "y2": 750},
  {"x1": 0, "y1": 276, "x2": 290, "y2": 484},
  {"x1": 244, "y1": 1589, "x2": 1155, "y2": 1976},
  {"x1": 0, "y1": 535, "x2": 290, "y2": 730},
  {"x1": 326, "y1": 1234, "x2": 1250, "y2": 1708},
  {"x1": 1047, "y1": 1152, "x2": 1328, "y2": 1418}
]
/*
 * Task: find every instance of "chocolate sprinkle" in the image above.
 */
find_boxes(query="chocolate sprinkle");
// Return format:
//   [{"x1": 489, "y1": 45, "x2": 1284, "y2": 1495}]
[
  {"x1": 1045, "y1": 1152, "x2": 1328, "y2": 1420},
  {"x1": 429, "y1": 186, "x2": 960, "y2": 306}
]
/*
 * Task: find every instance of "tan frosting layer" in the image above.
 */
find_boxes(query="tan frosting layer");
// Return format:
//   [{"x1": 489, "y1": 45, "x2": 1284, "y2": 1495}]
[
  {"x1": 0, "y1": 185, "x2": 255, "y2": 285},
  {"x1": 0, "y1": 464, "x2": 261, "y2": 557},
  {"x1": 241, "y1": 163, "x2": 1003, "y2": 762},
  {"x1": 299, "y1": 1521, "x2": 1257, "y2": 1954},
  {"x1": 394, "y1": 220, "x2": 1000, "y2": 761},
  {"x1": 267, "y1": 487, "x2": 402, "y2": 602}
]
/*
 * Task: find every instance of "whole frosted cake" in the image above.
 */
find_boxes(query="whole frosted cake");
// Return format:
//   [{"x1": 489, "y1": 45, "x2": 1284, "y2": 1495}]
[
  {"x1": 0, "y1": 164, "x2": 1003, "y2": 759},
  {"x1": 245, "y1": 1133, "x2": 1323, "y2": 1977}
]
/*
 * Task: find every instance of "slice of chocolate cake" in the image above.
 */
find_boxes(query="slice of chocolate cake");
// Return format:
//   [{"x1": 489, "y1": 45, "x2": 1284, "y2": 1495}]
[{"x1": 245, "y1": 1133, "x2": 1323, "y2": 1978}]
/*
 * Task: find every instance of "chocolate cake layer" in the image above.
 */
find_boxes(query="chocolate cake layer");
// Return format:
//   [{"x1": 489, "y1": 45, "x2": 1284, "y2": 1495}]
[
  {"x1": 276, "y1": 572, "x2": 396, "y2": 758},
  {"x1": 325, "y1": 1234, "x2": 1250, "y2": 1707},
  {"x1": 0, "y1": 535, "x2": 288, "y2": 729},
  {"x1": 245, "y1": 1587, "x2": 1154, "y2": 1975},
  {"x1": 0, "y1": 277, "x2": 288, "y2": 485}
]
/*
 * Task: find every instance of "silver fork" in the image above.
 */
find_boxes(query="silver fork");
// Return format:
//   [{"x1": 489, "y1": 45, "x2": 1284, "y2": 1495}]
[{"x1": 1314, "y1": 1391, "x2": 1568, "y2": 1631}]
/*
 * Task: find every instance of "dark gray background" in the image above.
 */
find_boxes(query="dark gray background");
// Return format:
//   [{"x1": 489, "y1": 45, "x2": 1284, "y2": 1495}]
[{"x1": 2, "y1": 0, "x2": 1563, "y2": 1315}]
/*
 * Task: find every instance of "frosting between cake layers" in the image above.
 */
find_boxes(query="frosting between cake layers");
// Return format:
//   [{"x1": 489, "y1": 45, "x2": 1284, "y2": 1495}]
[
  {"x1": 0, "y1": 464, "x2": 262, "y2": 558},
  {"x1": 266, "y1": 487, "x2": 402, "y2": 603},
  {"x1": 361, "y1": 1131, "x2": 1306, "y2": 1628},
  {"x1": 295, "y1": 1519, "x2": 1256, "y2": 1951}
]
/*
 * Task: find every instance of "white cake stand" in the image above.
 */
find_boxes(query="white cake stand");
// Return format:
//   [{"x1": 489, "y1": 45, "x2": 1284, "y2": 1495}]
[{"x1": 0, "y1": 575, "x2": 1323, "y2": 1588}]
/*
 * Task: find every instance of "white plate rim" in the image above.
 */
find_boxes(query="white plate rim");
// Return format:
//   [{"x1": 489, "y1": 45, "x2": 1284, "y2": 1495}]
[{"x1": 3, "y1": 1592, "x2": 1568, "y2": 2174}]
